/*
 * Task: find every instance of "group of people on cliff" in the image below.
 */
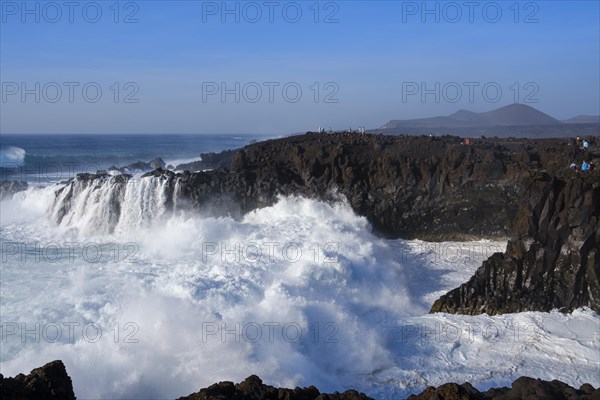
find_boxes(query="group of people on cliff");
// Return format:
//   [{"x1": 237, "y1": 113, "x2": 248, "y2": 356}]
[
  {"x1": 314, "y1": 127, "x2": 367, "y2": 135},
  {"x1": 570, "y1": 160, "x2": 594, "y2": 171}
]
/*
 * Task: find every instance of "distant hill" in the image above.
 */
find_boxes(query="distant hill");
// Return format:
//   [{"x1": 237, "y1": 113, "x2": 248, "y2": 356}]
[
  {"x1": 381, "y1": 104, "x2": 561, "y2": 129},
  {"x1": 562, "y1": 115, "x2": 600, "y2": 124}
]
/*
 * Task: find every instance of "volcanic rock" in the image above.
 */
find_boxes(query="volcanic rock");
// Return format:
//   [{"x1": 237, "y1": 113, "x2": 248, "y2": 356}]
[
  {"x1": 407, "y1": 377, "x2": 600, "y2": 399},
  {"x1": 0, "y1": 360, "x2": 76, "y2": 400},
  {"x1": 177, "y1": 374, "x2": 374, "y2": 400}
]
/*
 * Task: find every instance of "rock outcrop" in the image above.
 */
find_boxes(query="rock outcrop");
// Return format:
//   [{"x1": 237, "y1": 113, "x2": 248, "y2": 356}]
[
  {"x1": 407, "y1": 377, "x2": 600, "y2": 400},
  {"x1": 184, "y1": 134, "x2": 538, "y2": 239},
  {"x1": 180, "y1": 375, "x2": 600, "y2": 400},
  {"x1": 0, "y1": 360, "x2": 76, "y2": 400},
  {"x1": 178, "y1": 375, "x2": 372, "y2": 400},
  {"x1": 174, "y1": 150, "x2": 235, "y2": 171},
  {"x1": 107, "y1": 157, "x2": 166, "y2": 173},
  {"x1": 431, "y1": 171, "x2": 600, "y2": 314}
]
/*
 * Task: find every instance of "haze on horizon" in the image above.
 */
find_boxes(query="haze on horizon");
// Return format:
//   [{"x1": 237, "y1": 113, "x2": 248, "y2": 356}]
[{"x1": 1, "y1": 0, "x2": 599, "y2": 134}]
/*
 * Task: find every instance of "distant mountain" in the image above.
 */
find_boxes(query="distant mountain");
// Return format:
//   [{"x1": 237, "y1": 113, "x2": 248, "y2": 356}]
[
  {"x1": 381, "y1": 104, "x2": 561, "y2": 129},
  {"x1": 562, "y1": 115, "x2": 600, "y2": 124}
]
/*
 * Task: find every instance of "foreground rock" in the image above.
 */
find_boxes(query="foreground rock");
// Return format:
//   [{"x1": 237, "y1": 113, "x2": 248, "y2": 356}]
[
  {"x1": 178, "y1": 375, "x2": 372, "y2": 400},
  {"x1": 179, "y1": 375, "x2": 600, "y2": 400},
  {"x1": 408, "y1": 377, "x2": 599, "y2": 399},
  {"x1": 0, "y1": 360, "x2": 76, "y2": 400},
  {"x1": 3, "y1": 361, "x2": 598, "y2": 399}
]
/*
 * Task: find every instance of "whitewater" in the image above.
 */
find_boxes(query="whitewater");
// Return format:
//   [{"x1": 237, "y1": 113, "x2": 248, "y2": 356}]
[{"x1": 0, "y1": 175, "x2": 598, "y2": 399}]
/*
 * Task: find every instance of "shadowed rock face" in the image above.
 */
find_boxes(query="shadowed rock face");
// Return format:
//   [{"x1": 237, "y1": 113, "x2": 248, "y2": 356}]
[
  {"x1": 0, "y1": 360, "x2": 76, "y2": 400},
  {"x1": 407, "y1": 377, "x2": 599, "y2": 400},
  {"x1": 177, "y1": 375, "x2": 373, "y2": 400},
  {"x1": 431, "y1": 172, "x2": 600, "y2": 314},
  {"x1": 226, "y1": 134, "x2": 524, "y2": 240},
  {"x1": 179, "y1": 375, "x2": 600, "y2": 400},
  {"x1": 178, "y1": 375, "x2": 600, "y2": 400}
]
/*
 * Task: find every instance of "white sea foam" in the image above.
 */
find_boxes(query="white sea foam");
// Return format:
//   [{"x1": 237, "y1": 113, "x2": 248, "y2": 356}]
[
  {"x1": 0, "y1": 146, "x2": 26, "y2": 166},
  {"x1": 0, "y1": 180, "x2": 598, "y2": 399}
]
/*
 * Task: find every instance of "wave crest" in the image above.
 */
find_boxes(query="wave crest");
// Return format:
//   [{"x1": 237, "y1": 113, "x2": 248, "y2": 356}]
[{"x1": 0, "y1": 146, "x2": 26, "y2": 167}]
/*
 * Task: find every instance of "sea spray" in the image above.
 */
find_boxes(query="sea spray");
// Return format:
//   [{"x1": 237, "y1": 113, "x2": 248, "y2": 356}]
[{"x1": 1, "y1": 185, "x2": 598, "y2": 399}]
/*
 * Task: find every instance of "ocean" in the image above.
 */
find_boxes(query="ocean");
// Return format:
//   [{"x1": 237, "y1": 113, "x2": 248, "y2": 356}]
[
  {"x1": 0, "y1": 134, "x2": 598, "y2": 399},
  {"x1": 0, "y1": 134, "x2": 273, "y2": 184}
]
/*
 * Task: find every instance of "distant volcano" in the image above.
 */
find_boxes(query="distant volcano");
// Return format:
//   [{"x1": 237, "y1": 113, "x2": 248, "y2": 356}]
[
  {"x1": 562, "y1": 115, "x2": 600, "y2": 124},
  {"x1": 381, "y1": 104, "x2": 565, "y2": 129}
]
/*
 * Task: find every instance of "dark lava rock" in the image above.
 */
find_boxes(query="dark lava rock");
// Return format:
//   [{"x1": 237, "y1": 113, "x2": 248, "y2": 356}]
[
  {"x1": 174, "y1": 160, "x2": 207, "y2": 172},
  {"x1": 407, "y1": 382, "x2": 484, "y2": 400},
  {"x1": 408, "y1": 377, "x2": 600, "y2": 399},
  {"x1": 175, "y1": 149, "x2": 236, "y2": 171},
  {"x1": 108, "y1": 157, "x2": 166, "y2": 173},
  {"x1": 431, "y1": 172, "x2": 600, "y2": 314},
  {"x1": 179, "y1": 375, "x2": 600, "y2": 400},
  {"x1": 216, "y1": 134, "x2": 599, "y2": 240},
  {"x1": 0, "y1": 180, "x2": 28, "y2": 199},
  {"x1": 124, "y1": 160, "x2": 153, "y2": 171},
  {"x1": 200, "y1": 149, "x2": 236, "y2": 169},
  {"x1": 150, "y1": 157, "x2": 166, "y2": 169},
  {"x1": 186, "y1": 134, "x2": 531, "y2": 240},
  {"x1": 0, "y1": 360, "x2": 76, "y2": 400},
  {"x1": 177, "y1": 374, "x2": 372, "y2": 400}
]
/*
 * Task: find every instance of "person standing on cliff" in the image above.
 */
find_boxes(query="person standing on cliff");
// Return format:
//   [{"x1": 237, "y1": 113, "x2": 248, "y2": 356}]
[{"x1": 581, "y1": 160, "x2": 590, "y2": 171}]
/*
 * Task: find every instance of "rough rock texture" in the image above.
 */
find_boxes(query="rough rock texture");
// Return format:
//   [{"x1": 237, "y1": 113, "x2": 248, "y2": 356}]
[
  {"x1": 431, "y1": 172, "x2": 600, "y2": 314},
  {"x1": 177, "y1": 375, "x2": 372, "y2": 400},
  {"x1": 107, "y1": 157, "x2": 166, "y2": 173},
  {"x1": 407, "y1": 377, "x2": 600, "y2": 399},
  {"x1": 180, "y1": 135, "x2": 539, "y2": 239},
  {"x1": 227, "y1": 134, "x2": 531, "y2": 239},
  {"x1": 0, "y1": 360, "x2": 76, "y2": 400},
  {"x1": 174, "y1": 150, "x2": 236, "y2": 171},
  {"x1": 179, "y1": 375, "x2": 600, "y2": 399}
]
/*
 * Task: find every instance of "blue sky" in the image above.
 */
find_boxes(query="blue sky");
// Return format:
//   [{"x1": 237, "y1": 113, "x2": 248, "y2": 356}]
[{"x1": 1, "y1": 0, "x2": 599, "y2": 134}]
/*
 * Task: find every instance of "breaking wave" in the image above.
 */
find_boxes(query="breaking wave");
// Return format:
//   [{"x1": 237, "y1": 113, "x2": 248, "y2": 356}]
[{"x1": 0, "y1": 177, "x2": 597, "y2": 399}]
